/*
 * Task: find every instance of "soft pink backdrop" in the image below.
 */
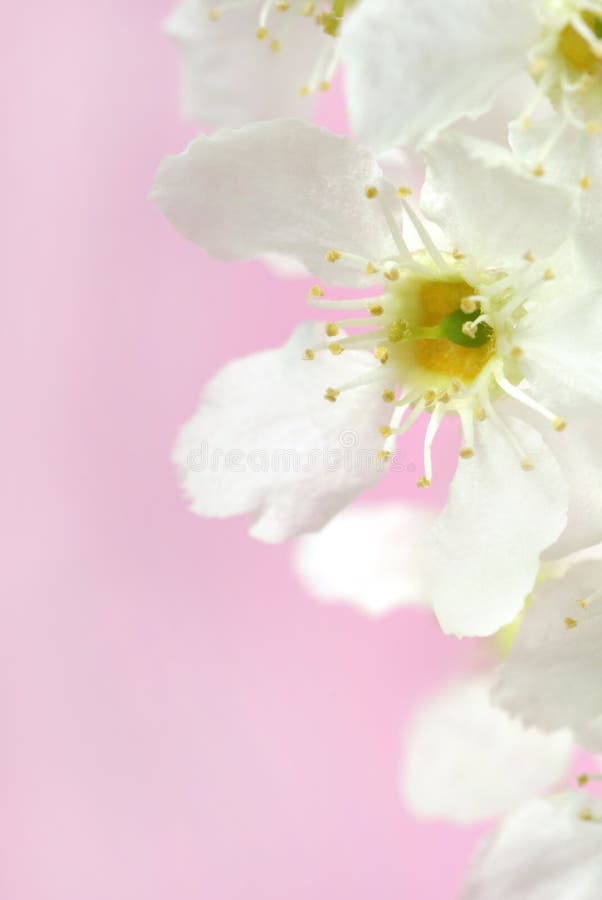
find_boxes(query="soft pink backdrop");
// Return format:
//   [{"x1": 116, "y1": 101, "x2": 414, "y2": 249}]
[{"x1": 3, "y1": 3, "x2": 492, "y2": 897}]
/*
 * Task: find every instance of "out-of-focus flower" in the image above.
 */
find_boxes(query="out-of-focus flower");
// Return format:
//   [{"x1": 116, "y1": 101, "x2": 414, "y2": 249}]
[
  {"x1": 165, "y1": 0, "x2": 357, "y2": 126},
  {"x1": 494, "y1": 554, "x2": 602, "y2": 753},
  {"x1": 151, "y1": 119, "x2": 602, "y2": 637},
  {"x1": 340, "y1": 0, "x2": 602, "y2": 153},
  {"x1": 459, "y1": 791, "x2": 602, "y2": 900}
]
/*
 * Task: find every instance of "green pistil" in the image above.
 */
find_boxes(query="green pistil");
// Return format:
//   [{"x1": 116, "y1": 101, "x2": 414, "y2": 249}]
[{"x1": 388, "y1": 308, "x2": 493, "y2": 349}]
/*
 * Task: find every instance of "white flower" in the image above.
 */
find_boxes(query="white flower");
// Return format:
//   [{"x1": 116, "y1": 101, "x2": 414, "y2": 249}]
[
  {"x1": 459, "y1": 792, "x2": 602, "y2": 900},
  {"x1": 293, "y1": 502, "x2": 434, "y2": 616},
  {"x1": 165, "y1": 0, "x2": 355, "y2": 126},
  {"x1": 151, "y1": 119, "x2": 602, "y2": 637},
  {"x1": 340, "y1": 0, "x2": 602, "y2": 153},
  {"x1": 402, "y1": 676, "x2": 573, "y2": 825},
  {"x1": 493, "y1": 553, "x2": 602, "y2": 752}
]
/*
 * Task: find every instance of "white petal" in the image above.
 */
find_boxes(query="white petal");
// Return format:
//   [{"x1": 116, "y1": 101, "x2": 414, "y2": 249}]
[
  {"x1": 493, "y1": 560, "x2": 602, "y2": 752},
  {"x1": 402, "y1": 676, "x2": 572, "y2": 825},
  {"x1": 165, "y1": 0, "x2": 326, "y2": 126},
  {"x1": 151, "y1": 119, "x2": 401, "y2": 286},
  {"x1": 293, "y1": 502, "x2": 434, "y2": 616},
  {"x1": 173, "y1": 323, "x2": 391, "y2": 543},
  {"x1": 460, "y1": 793, "x2": 602, "y2": 900},
  {"x1": 340, "y1": 0, "x2": 537, "y2": 151},
  {"x1": 421, "y1": 133, "x2": 575, "y2": 268},
  {"x1": 423, "y1": 417, "x2": 568, "y2": 637}
]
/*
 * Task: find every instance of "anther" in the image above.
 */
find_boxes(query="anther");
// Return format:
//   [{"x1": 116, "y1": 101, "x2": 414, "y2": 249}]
[
  {"x1": 462, "y1": 322, "x2": 477, "y2": 339},
  {"x1": 325, "y1": 322, "x2": 339, "y2": 337},
  {"x1": 553, "y1": 417, "x2": 566, "y2": 432},
  {"x1": 302, "y1": 1, "x2": 314, "y2": 13},
  {"x1": 578, "y1": 774, "x2": 590, "y2": 786},
  {"x1": 521, "y1": 457, "x2": 535, "y2": 471},
  {"x1": 324, "y1": 387, "x2": 339, "y2": 403},
  {"x1": 365, "y1": 261, "x2": 378, "y2": 275},
  {"x1": 256, "y1": 26, "x2": 268, "y2": 39},
  {"x1": 208, "y1": 8, "x2": 220, "y2": 21},
  {"x1": 438, "y1": 391, "x2": 450, "y2": 404},
  {"x1": 388, "y1": 320, "x2": 408, "y2": 342},
  {"x1": 309, "y1": 285, "x2": 324, "y2": 298},
  {"x1": 474, "y1": 407, "x2": 486, "y2": 422},
  {"x1": 269, "y1": 39, "x2": 281, "y2": 52},
  {"x1": 383, "y1": 267, "x2": 400, "y2": 282},
  {"x1": 523, "y1": 249, "x2": 535, "y2": 262},
  {"x1": 586, "y1": 120, "x2": 600, "y2": 135},
  {"x1": 299, "y1": 85, "x2": 311, "y2": 97},
  {"x1": 459, "y1": 448, "x2": 474, "y2": 459},
  {"x1": 374, "y1": 346, "x2": 389, "y2": 364},
  {"x1": 530, "y1": 57, "x2": 547, "y2": 76},
  {"x1": 580, "y1": 808, "x2": 594, "y2": 821},
  {"x1": 276, "y1": 0, "x2": 289, "y2": 10},
  {"x1": 452, "y1": 248, "x2": 465, "y2": 260},
  {"x1": 377, "y1": 450, "x2": 391, "y2": 462},
  {"x1": 396, "y1": 185, "x2": 412, "y2": 198},
  {"x1": 369, "y1": 304, "x2": 384, "y2": 317},
  {"x1": 511, "y1": 346, "x2": 524, "y2": 359},
  {"x1": 564, "y1": 617, "x2": 578, "y2": 629},
  {"x1": 460, "y1": 297, "x2": 478, "y2": 314},
  {"x1": 423, "y1": 390, "x2": 437, "y2": 406},
  {"x1": 328, "y1": 343, "x2": 344, "y2": 356},
  {"x1": 544, "y1": 268, "x2": 555, "y2": 280},
  {"x1": 451, "y1": 379, "x2": 462, "y2": 393},
  {"x1": 303, "y1": 349, "x2": 315, "y2": 361},
  {"x1": 382, "y1": 390, "x2": 396, "y2": 403},
  {"x1": 365, "y1": 186, "x2": 379, "y2": 199},
  {"x1": 319, "y1": 81, "x2": 331, "y2": 92},
  {"x1": 580, "y1": 176, "x2": 592, "y2": 190},
  {"x1": 325, "y1": 249, "x2": 341, "y2": 263},
  {"x1": 379, "y1": 425, "x2": 393, "y2": 437},
  {"x1": 416, "y1": 477, "x2": 431, "y2": 489},
  {"x1": 577, "y1": 598, "x2": 589, "y2": 609},
  {"x1": 532, "y1": 163, "x2": 545, "y2": 178}
]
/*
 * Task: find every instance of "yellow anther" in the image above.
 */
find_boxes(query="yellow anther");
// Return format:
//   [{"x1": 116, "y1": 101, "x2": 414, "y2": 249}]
[
  {"x1": 459, "y1": 447, "x2": 474, "y2": 459},
  {"x1": 208, "y1": 8, "x2": 220, "y2": 21},
  {"x1": 325, "y1": 322, "x2": 339, "y2": 337},
  {"x1": 521, "y1": 457, "x2": 535, "y2": 471},
  {"x1": 302, "y1": 1, "x2": 315, "y2": 14},
  {"x1": 544, "y1": 268, "x2": 555, "y2": 280},
  {"x1": 578, "y1": 774, "x2": 590, "y2": 786},
  {"x1": 532, "y1": 163, "x2": 545, "y2": 178},
  {"x1": 520, "y1": 116, "x2": 532, "y2": 131},
  {"x1": 299, "y1": 85, "x2": 311, "y2": 97},
  {"x1": 511, "y1": 346, "x2": 524, "y2": 359},
  {"x1": 580, "y1": 808, "x2": 594, "y2": 821},
  {"x1": 451, "y1": 379, "x2": 462, "y2": 393},
  {"x1": 423, "y1": 390, "x2": 437, "y2": 406},
  {"x1": 460, "y1": 297, "x2": 477, "y2": 314},
  {"x1": 388, "y1": 319, "x2": 408, "y2": 343},
  {"x1": 396, "y1": 185, "x2": 412, "y2": 198},
  {"x1": 530, "y1": 57, "x2": 548, "y2": 76},
  {"x1": 364, "y1": 185, "x2": 379, "y2": 199},
  {"x1": 580, "y1": 176, "x2": 592, "y2": 190},
  {"x1": 416, "y1": 477, "x2": 431, "y2": 489},
  {"x1": 309, "y1": 284, "x2": 324, "y2": 298},
  {"x1": 256, "y1": 25, "x2": 268, "y2": 39},
  {"x1": 577, "y1": 598, "x2": 589, "y2": 609},
  {"x1": 382, "y1": 389, "x2": 396, "y2": 403},
  {"x1": 586, "y1": 120, "x2": 600, "y2": 135},
  {"x1": 379, "y1": 425, "x2": 393, "y2": 437},
  {"x1": 365, "y1": 261, "x2": 378, "y2": 275},
  {"x1": 324, "y1": 387, "x2": 339, "y2": 403},
  {"x1": 553, "y1": 417, "x2": 566, "y2": 432},
  {"x1": 303, "y1": 349, "x2": 315, "y2": 361},
  {"x1": 325, "y1": 249, "x2": 341, "y2": 263},
  {"x1": 384, "y1": 268, "x2": 400, "y2": 282},
  {"x1": 474, "y1": 406, "x2": 486, "y2": 422},
  {"x1": 462, "y1": 321, "x2": 477, "y2": 339},
  {"x1": 319, "y1": 81, "x2": 331, "y2": 92},
  {"x1": 377, "y1": 450, "x2": 391, "y2": 462},
  {"x1": 374, "y1": 346, "x2": 389, "y2": 364},
  {"x1": 523, "y1": 249, "x2": 535, "y2": 262},
  {"x1": 452, "y1": 248, "x2": 465, "y2": 260},
  {"x1": 276, "y1": 0, "x2": 289, "y2": 10},
  {"x1": 438, "y1": 391, "x2": 450, "y2": 404},
  {"x1": 565, "y1": 617, "x2": 578, "y2": 629},
  {"x1": 269, "y1": 39, "x2": 281, "y2": 52},
  {"x1": 369, "y1": 304, "x2": 384, "y2": 317},
  {"x1": 328, "y1": 342, "x2": 344, "y2": 356}
]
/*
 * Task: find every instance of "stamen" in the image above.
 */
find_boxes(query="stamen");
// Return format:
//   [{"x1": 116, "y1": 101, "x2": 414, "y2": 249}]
[{"x1": 495, "y1": 372, "x2": 565, "y2": 429}]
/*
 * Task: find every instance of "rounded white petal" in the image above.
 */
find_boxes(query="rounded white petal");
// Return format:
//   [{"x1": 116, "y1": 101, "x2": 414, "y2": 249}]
[
  {"x1": 422, "y1": 416, "x2": 568, "y2": 637},
  {"x1": 402, "y1": 676, "x2": 572, "y2": 825},
  {"x1": 151, "y1": 120, "x2": 401, "y2": 286},
  {"x1": 173, "y1": 323, "x2": 391, "y2": 543},
  {"x1": 165, "y1": 0, "x2": 327, "y2": 126},
  {"x1": 493, "y1": 560, "x2": 602, "y2": 752},
  {"x1": 460, "y1": 792, "x2": 602, "y2": 900},
  {"x1": 293, "y1": 502, "x2": 434, "y2": 615},
  {"x1": 340, "y1": 0, "x2": 537, "y2": 151},
  {"x1": 421, "y1": 133, "x2": 575, "y2": 268}
]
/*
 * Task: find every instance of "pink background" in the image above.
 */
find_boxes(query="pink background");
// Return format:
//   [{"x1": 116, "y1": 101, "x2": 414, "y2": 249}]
[{"x1": 3, "y1": 3, "x2": 494, "y2": 897}]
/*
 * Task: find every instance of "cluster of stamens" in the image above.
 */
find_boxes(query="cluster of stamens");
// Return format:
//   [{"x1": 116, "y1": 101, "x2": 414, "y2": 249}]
[
  {"x1": 303, "y1": 185, "x2": 568, "y2": 489},
  {"x1": 522, "y1": 2, "x2": 602, "y2": 186},
  {"x1": 207, "y1": 0, "x2": 353, "y2": 94}
]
